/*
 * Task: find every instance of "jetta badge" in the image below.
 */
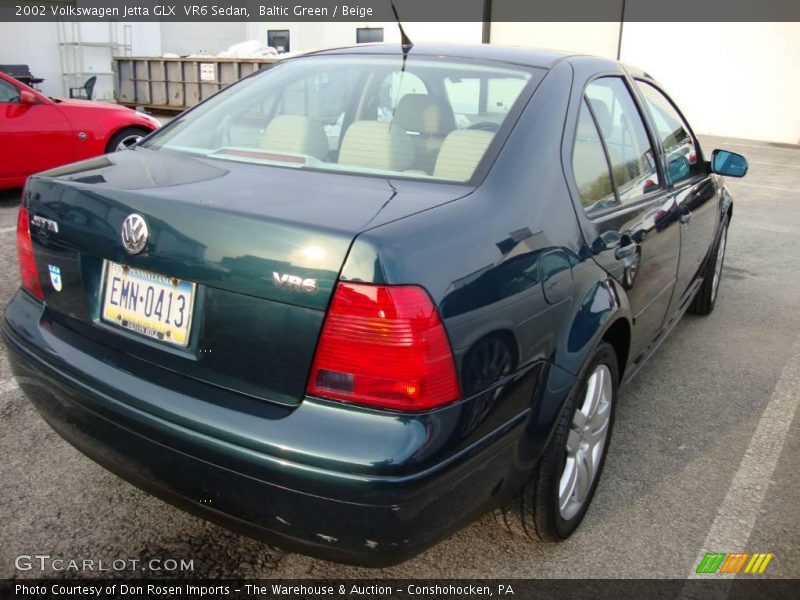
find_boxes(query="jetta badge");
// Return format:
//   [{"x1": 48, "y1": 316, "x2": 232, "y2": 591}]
[
  {"x1": 121, "y1": 213, "x2": 149, "y2": 255},
  {"x1": 32, "y1": 214, "x2": 59, "y2": 234}
]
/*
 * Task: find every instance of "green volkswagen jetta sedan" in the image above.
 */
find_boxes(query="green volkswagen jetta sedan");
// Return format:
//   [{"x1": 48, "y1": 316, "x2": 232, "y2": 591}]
[{"x1": 3, "y1": 43, "x2": 747, "y2": 565}]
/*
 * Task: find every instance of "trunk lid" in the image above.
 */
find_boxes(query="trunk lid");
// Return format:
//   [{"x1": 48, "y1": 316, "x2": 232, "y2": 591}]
[{"x1": 25, "y1": 148, "x2": 470, "y2": 405}]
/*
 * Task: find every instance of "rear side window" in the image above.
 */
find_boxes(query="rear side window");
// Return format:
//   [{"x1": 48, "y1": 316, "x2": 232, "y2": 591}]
[
  {"x1": 585, "y1": 77, "x2": 660, "y2": 205},
  {"x1": 636, "y1": 80, "x2": 703, "y2": 185},
  {"x1": 572, "y1": 100, "x2": 615, "y2": 213}
]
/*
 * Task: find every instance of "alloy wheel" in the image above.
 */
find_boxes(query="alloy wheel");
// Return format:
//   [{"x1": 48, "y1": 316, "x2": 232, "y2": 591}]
[
  {"x1": 558, "y1": 364, "x2": 613, "y2": 520},
  {"x1": 116, "y1": 134, "x2": 143, "y2": 151}
]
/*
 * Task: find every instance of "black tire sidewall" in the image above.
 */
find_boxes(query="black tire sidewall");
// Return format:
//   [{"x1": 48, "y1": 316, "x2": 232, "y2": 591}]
[
  {"x1": 547, "y1": 342, "x2": 619, "y2": 539},
  {"x1": 106, "y1": 126, "x2": 149, "y2": 154},
  {"x1": 710, "y1": 222, "x2": 729, "y2": 305},
  {"x1": 689, "y1": 215, "x2": 730, "y2": 315}
]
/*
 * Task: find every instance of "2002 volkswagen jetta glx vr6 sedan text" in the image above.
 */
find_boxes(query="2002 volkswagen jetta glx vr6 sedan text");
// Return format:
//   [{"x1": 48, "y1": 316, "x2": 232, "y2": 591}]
[{"x1": 4, "y1": 43, "x2": 748, "y2": 566}]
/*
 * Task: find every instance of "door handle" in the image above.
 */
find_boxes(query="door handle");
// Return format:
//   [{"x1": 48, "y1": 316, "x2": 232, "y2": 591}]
[
  {"x1": 615, "y1": 236, "x2": 638, "y2": 260},
  {"x1": 614, "y1": 234, "x2": 640, "y2": 289}
]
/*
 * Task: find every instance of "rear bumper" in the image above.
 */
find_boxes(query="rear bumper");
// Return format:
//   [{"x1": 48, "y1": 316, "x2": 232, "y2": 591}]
[{"x1": 3, "y1": 290, "x2": 541, "y2": 566}]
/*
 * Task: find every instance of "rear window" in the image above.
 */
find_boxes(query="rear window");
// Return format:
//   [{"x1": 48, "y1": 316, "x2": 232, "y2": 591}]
[{"x1": 143, "y1": 55, "x2": 541, "y2": 183}]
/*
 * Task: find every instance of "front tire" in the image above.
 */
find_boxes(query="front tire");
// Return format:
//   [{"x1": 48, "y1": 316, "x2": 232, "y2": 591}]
[
  {"x1": 106, "y1": 127, "x2": 150, "y2": 153},
  {"x1": 688, "y1": 218, "x2": 729, "y2": 316},
  {"x1": 496, "y1": 342, "x2": 619, "y2": 541}
]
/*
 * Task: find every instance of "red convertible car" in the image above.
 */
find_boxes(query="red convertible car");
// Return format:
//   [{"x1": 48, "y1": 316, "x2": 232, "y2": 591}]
[{"x1": 0, "y1": 71, "x2": 160, "y2": 189}]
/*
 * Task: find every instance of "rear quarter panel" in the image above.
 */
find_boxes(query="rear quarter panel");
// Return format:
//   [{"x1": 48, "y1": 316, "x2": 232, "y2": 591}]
[{"x1": 341, "y1": 61, "x2": 632, "y2": 468}]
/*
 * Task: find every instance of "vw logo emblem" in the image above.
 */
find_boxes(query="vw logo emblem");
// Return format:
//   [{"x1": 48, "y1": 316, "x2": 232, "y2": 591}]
[{"x1": 121, "y1": 213, "x2": 149, "y2": 255}]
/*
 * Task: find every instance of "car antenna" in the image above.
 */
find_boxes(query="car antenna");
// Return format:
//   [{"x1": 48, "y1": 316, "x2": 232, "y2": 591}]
[{"x1": 390, "y1": 0, "x2": 413, "y2": 55}]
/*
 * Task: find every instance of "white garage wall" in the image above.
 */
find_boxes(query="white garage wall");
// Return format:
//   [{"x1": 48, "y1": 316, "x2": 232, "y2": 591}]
[
  {"x1": 1, "y1": 20, "x2": 797, "y2": 143},
  {"x1": 0, "y1": 21, "x2": 162, "y2": 100},
  {"x1": 68, "y1": 23, "x2": 122, "y2": 101},
  {"x1": 491, "y1": 21, "x2": 800, "y2": 144},
  {"x1": 620, "y1": 22, "x2": 800, "y2": 144},
  {"x1": 243, "y1": 21, "x2": 482, "y2": 53},
  {"x1": 160, "y1": 22, "x2": 247, "y2": 55},
  {"x1": 128, "y1": 22, "x2": 163, "y2": 56},
  {"x1": 491, "y1": 22, "x2": 621, "y2": 58},
  {"x1": 245, "y1": 22, "x2": 359, "y2": 52},
  {"x1": 402, "y1": 22, "x2": 482, "y2": 45},
  {"x1": 0, "y1": 22, "x2": 62, "y2": 97}
]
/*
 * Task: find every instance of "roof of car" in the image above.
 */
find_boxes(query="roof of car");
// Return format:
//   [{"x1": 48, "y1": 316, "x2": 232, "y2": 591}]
[{"x1": 308, "y1": 43, "x2": 576, "y2": 69}]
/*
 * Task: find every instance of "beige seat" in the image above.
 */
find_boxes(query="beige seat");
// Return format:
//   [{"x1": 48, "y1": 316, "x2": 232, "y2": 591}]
[
  {"x1": 433, "y1": 130, "x2": 494, "y2": 181},
  {"x1": 260, "y1": 115, "x2": 329, "y2": 160},
  {"x1": 393, "y1": 94, "x2": 456, "y2": 174},
  {"x1": 338, "y1": 121, "x2": 415, "y2": 172}
]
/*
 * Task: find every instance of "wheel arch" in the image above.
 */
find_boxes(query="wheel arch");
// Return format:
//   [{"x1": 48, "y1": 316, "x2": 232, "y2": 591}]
[
  {"x1": 600, "y1": 317, "x2": 631, "y2": 381},
  {"x1": 104, "y1": 123, "x2": 154, "y2": 153},
  {"x1": 720, "y1": 182, "x2": 734, "y2": 222},
  {"x1": 455, "y1": 327, "x2": 521, "y2": 392},
  {"x1": 463, "y1": 328, "x2": 520, "y2": 368},
  {"x1": 558, "y1": 271, "x2": 633, "y2": 377},
  {"x1": 536, "y1": 275, "x2": 632, "y2": 447}
]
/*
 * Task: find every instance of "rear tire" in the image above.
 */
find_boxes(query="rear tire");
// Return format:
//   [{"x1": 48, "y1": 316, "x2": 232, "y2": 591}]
[
  {"x1": 496, "y1": 342, "x2": 619, "y2": 541},
  {"x1": 688, "y1": 218, "x2": 729, "y2": 316},
  {"x1": 106, "y1": 127, "x2": 150, "y2": 153}
]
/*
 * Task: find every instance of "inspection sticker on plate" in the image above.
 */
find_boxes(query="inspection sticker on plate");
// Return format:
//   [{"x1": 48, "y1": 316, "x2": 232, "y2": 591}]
[{"x1": 101, "y1": 261, "x2": 195, "y2": 347}]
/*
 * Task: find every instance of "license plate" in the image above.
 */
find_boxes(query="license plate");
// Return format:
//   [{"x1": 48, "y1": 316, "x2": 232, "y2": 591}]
[{"x1": 101, "y1": 261, "x2": 195, "y2": 347}]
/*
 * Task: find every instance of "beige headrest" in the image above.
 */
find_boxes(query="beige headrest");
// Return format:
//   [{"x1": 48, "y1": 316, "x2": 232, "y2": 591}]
[
  {"x1": 338, "y1": 121, "x2": 414, "y2": 172},
  {"x1": 433, "y1": 130, "x2": 495, "y2": 181},
  {"x1": 260, "y1": 115, "x2": 329, "y2": 160},
  {"x1": 393, "y1": 94, "x2": 456, "y2": 136}
]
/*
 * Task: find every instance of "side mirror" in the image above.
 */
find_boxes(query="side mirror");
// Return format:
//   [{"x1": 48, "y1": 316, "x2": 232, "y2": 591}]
[
  {"x1": 18, "y1": 90, "x2": 37, "y2": 105},
  {"x1": 667, "y1": 155, "x2": 690, "y2": 183},
  {"x1": 711, "y1": 149, "x2": 748, "y2": 178}
]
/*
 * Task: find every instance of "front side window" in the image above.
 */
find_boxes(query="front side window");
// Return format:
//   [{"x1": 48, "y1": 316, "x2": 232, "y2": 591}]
[
  {"x1": 585, "y1": 77, "x2": 660, "y2": 205},
  {"x1": 444, "y1": 76, "x2": 528, "y2": 129},
  {"x1": 144, "y1": 56, "x2": 539, "y2": 183},
  {"x1": 636, "y1": 80, "x2": 703, "y2": 185},
  {"x1": 444, "y1": 77, "x2": 480, "y2": 124},
  {"x1": 487, "y1": 78, "x2": 527, "y2": 115}
]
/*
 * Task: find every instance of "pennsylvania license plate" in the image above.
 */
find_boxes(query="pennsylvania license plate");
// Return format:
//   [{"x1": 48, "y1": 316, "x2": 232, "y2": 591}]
[{"x1": 101, "y1": 261, "x2": 195, "y2": 347}]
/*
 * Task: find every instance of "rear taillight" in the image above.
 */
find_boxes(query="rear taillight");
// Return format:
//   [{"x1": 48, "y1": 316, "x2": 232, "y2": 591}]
[
  {"x1": 17, "y1": 207, "x2": 44, "y2": 300},
  {"x1": 307, "y1": 282, "x2": 460, "y2": 411}
]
